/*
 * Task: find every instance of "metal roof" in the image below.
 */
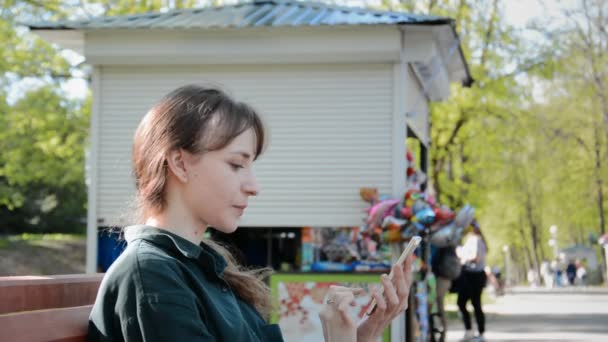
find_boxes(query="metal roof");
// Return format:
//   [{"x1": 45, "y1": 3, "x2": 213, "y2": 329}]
[{"x1": 25, "y1": 0, "x2": 452, "y2": 30}]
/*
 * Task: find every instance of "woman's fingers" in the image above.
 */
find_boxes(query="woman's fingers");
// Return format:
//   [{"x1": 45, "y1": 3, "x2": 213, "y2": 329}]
[
  {"x1": 369, "y1": 287, "x2": 387, "y2": 316},
  {"x1": 392, "y1": 263, "x2": 410, "y2": 303},
  {"x1": 337, "y1": 294, "x2": 355, "y2": 327},
  {"x1": 320, "y1": 286, "x2": 360, "y2": 342},
  {"x1": 328, "y1": 285, "x2": 365, "y2": 297},
  {"x1": 402, "y1": 254, "x2": 414, "y2": 283},
  {"x1": 356, "y1": 258, "x2": 416, "y2": 341},
  {"x1": 349, "y1": 287, "x2": 366, "y2": 297},
  {"x1": 324, "y1": 286, "x2": 366, "y2": 328},
  {"x1": 381, "y1": 273, "x2": 400, "y2": 315}
]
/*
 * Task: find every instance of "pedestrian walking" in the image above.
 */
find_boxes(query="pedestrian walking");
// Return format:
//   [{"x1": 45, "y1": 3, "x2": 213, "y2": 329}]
[
  {"x1": 566, "y1": 260, "x2": 577, "y2": 285},
  {"x1": 457, "y1": 219, "x2": 488, "y2": 342},
  {"x1": 576, "y1": 260, "x2": 587, "y2": 286}
]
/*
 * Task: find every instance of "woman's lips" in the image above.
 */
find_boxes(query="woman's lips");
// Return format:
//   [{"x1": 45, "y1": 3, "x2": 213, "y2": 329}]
[{"x1": 233, "y1": 205, "x2": 246, "y2": 215}]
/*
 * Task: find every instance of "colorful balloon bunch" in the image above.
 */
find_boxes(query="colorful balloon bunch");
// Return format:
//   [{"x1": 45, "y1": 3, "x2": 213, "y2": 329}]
[{"x1": 362, "y1": 189, "x2": 475, "y2": 249}]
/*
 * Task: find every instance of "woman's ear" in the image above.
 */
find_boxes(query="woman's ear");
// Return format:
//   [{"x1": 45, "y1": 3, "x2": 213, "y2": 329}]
[{"x1": 166, "y1": 149, "x2": 188, "y2": 183}]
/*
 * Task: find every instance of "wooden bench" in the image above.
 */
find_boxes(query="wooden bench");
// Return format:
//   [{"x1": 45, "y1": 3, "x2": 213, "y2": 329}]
[{"x1": 0, "y1": 274, "x2": 104, "y2": 342}]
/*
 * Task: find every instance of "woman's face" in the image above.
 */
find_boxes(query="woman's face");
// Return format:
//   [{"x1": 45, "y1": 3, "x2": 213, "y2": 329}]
[{"x1": 182, "y1": 128, "x2": 260, "y2": 233}]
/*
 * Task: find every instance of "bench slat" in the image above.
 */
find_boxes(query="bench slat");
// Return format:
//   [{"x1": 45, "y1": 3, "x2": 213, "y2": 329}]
[
  {"x1": 0, "y1": 274, "x2": 104, "y2": 314},
  {"x1": 0, "y1": 305, "x2": 93, "y2": 342}
]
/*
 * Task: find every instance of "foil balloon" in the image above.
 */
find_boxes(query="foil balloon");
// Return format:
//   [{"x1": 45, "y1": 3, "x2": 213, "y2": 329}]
[
  {"x1": 400, "y1": 206, "x2": 413, "y2": 219},
  {"x1": 412, "y1": 199, "x2": 429, "y2": 214},
  {"x1": 382, "y1": 216, "x2": 408, "y2": 229},
  {"x1": 401, "y1": 223, "x2": 419, "y2": 239},
  {"x1": 408, "y1": 170, "x2": 427, "y2": 185},
  {"x1": 387, "y1": 228, "x2": 401, "y2": 242},
  {"x1": 425, "y1": 193, "x2": 436, "y2": 207},
  {"x1": 368, "y1": 199, "x2": 400, "y2": 226},
  {"x1": 453, "y1": 225, "x2": 465, "y2": 242},
  {"x1": 453, "y1": 204, "x2": 475, "y2": 229},
  {"x1": 404, "y1": 189, "x2": 416, "y2": 200},
  {"x1": 393, "y1": 203, "x2": 404, "y2": 219},
  {"x1": 430, "y1": 222, "x2": 460, "y2": 247},
  {"x1": 415, "y1": 207, "x2": 436, "y2": 225},
  {"x1": 413, "y1": 222, "x2": 426, "y2": 232},
  {"x1": 434, "y1": 206, "x2": 455, "y2": 222}
]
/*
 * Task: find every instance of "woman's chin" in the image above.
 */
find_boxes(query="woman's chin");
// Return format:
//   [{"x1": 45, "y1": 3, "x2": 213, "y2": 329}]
[{"x1": 213, "y1": 222, "x2": 239, "y2": 234}]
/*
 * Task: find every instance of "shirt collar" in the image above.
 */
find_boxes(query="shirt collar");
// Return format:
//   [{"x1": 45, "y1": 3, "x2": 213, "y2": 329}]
[{"x1": 124, "y1": 225, "x2": 228, "y2": 277}]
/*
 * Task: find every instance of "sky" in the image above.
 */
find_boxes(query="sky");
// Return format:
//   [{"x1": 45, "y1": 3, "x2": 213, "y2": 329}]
[{"x1": 11, "y1": 0, "x2": 567, "y2": 103}]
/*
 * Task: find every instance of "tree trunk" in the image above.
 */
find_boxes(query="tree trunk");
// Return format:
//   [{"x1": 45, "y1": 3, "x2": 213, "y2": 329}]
[
  {"x1": 593, "y1": 125, "x2": 606, "y2": 236},
  {"x1": 593, "y1": 124, "x2": 607, "y2": 282},
  {"x1": 518, "y1": 216, "x2": 534, "y2": 282},
  {"x1": 524, "y1": 190, "x2": 542, "y2": 281}
]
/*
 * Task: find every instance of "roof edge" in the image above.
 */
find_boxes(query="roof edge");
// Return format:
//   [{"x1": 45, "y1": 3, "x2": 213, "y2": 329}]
[{"x1": 22, "y1": 0, "x2": 451, "y2": 30}]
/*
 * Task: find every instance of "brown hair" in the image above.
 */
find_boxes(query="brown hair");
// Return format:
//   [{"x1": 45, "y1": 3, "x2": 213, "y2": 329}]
[
  {"x1": 472, "y1": 219, "x2": 488, "y2": 252},
  {"x1": 131, "y1": 84, "x2": 273, "y2": 319}
]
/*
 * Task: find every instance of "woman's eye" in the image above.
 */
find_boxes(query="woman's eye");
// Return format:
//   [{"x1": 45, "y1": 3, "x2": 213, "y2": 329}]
[{"x1": 230, "y1": 163, "x2": 244, "y2": 170}]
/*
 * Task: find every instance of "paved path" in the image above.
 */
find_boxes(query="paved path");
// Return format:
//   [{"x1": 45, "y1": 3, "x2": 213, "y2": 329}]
[{"x1": 445, "y1": 288, "x2": 608, "y2": 341}]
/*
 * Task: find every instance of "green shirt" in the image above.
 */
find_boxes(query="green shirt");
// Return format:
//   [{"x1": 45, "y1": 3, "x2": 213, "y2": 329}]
[{"x1": 88, "y1": 225, "x2": 284, "y2": 342}]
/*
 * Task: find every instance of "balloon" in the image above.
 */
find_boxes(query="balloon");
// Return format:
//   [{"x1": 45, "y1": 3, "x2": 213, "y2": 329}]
[
  {"x1": 415, "y1": 207, "x2": 436, "y2": 225},
  {"x1": 387, "y1": 228, "x2": 401, "y2": 242},
  {"x1": 409, "y1": 170, "x2": 427, "y2": 185},
  {"x1": 368, "y1": 199, "x2": 400, "y2": 226},
  {"x1": 404, "y1": 190, "x2": 416, "y2": 200},
  {"x1": 382, "y1": 216, "x2": 408, "y2": 229},
  {"x1": 430, "y1": 222, "x2": 461, "y2": 247},
  {"x1": 413, "y1": 222, "x2": 426, "y2": 232},
  {"x1": 425, "y1": 193, "x2": 436, "y2": 206},
  {"x1": 454, "y1": 204, "x2": 475, "y2": 229},
  {"x1": 393, "y1": 203, "x2": 402, "y2": 218},
  {"x1": 434, "y1": 207, "x2": 455, "y2": 222},
  {"x1": 412, "y1": 199, "x2": 429, "y2": 214},
  {"x1": 401, "y1": 223, "x2": 419, "y2": 239},
  {"x1": 400, "y1": 206, "x2": 413, "y2": 219}
]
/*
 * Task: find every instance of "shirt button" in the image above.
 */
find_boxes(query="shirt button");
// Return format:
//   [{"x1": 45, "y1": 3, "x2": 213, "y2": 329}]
[{"x1": 221, "y1": 286, "x2": 228, "y2": 292}]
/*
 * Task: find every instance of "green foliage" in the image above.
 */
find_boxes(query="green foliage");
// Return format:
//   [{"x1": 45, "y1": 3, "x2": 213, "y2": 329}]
[
  {"x1": 382, "y1": 0, "x2": 608, "y2": 274},
  {"x1": 0, "y1": 1, "x2": 87, "y2": 233},
  {"x1": 0, "y1": 0, "x2": 205, "y2": 234},
  {"x1": 0, "y1": 86, "x2": 90, "y2": 233}
]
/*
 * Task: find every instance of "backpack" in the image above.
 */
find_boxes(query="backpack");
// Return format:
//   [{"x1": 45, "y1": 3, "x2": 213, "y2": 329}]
[{"x1": 432, "y1": 246, "x2": 462, "y2": 280}]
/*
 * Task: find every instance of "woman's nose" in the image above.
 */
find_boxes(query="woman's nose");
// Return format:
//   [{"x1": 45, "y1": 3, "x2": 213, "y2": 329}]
[{"x1": 243, "y1": 171, "x2": 259, "y2": 196}]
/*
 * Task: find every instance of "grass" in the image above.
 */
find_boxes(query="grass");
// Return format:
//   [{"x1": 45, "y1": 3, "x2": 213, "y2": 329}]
[
  {"x1": 0, "y1": 233, "x2": 86, "y2": 276},
  {"x1": 0, "y1": 233, "x2": 85, "y2": 249}
]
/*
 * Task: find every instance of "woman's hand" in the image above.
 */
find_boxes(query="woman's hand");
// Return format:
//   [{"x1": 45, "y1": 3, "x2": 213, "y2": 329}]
[
  {"x1": 357, "y1": 255, "x2": 414, "y2": 342},
  {"x1": 319, "y1": 286, "x2": 365, "y2": 342}
]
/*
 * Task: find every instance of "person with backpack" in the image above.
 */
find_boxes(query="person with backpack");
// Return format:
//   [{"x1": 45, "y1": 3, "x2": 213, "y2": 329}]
[{"x1": 432, "y1": 244, "x2": 462, "y2": 342}]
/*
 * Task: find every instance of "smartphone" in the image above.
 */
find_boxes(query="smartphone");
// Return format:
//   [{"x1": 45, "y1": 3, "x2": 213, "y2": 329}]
[{"x1": 366, "y1": 236, "x2": 421, "y2": 315}]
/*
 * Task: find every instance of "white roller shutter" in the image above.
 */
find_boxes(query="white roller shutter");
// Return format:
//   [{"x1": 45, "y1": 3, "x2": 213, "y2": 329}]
[{"x1": 97, "y1": 64, "x2": 393, "y2": 227}]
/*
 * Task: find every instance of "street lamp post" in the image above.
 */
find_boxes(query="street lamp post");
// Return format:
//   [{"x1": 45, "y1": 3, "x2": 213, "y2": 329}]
[
  {"x1": 549, "y1": 225, "x2": 558, "y2": 260},
  {"x1": 548, "y1": 225, "x2": 560, "y2": 288},
  {"x1": 502, "y1": 245, "x2": 510, "y2": 287}
]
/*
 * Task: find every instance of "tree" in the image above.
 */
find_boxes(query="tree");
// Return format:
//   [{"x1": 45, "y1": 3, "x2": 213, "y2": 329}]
[
  {"x1": 377, "y1": 0, "x2": 607, "y2": 279},
  {"x1": 0, "y1": 0, "x2": 210, "y2": 234}
]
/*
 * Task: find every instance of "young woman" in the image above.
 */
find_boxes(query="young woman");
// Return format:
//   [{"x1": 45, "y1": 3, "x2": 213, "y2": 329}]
[
  {"x1": 457, "y1": 220, "x2": 488, "y2": 342},
  {"x1": 87, "y1": 85, "x2": 413, "y2": 341}
]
